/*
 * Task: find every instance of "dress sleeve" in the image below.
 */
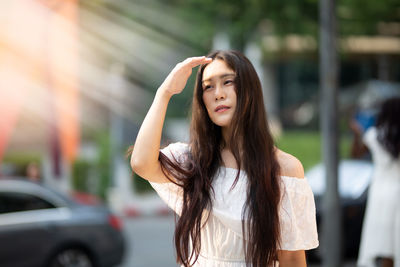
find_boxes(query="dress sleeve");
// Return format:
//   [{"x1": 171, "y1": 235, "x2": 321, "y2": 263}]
[
  {"x1": 362, "y1": 127, "x2": 377, "y2": 150},
  {"x1": 148, "y1": 142, "x2": 189, "y2": 215},
  {"x1": 279, "y1": 176, "x2": 319, "y2": 251}
]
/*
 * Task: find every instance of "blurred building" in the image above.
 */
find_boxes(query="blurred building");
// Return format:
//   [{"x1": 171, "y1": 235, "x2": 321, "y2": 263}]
[
  {"x1": 1, "y1": 0, "x2": 399, "y2": 198},
  {"x1": 259, "y1": 34, "x2": 400, "y2": 127}
]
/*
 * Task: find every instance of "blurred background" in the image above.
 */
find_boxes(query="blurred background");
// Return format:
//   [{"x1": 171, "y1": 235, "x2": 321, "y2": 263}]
[{"x1": 0, "y1": 0, "x2": 399, "y2": 266}]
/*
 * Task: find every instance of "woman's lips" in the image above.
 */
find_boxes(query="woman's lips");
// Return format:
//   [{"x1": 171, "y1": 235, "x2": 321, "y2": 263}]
[{"x1": 215, "y1": 105, "x2": 230, "y2": 112}]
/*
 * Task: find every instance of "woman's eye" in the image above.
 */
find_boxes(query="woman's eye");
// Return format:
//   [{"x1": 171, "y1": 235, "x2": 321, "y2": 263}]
[
  {"x1": 224, "y1": 80, "x2": 233, "y2": 85},
  {"x1": 203, "y1": 85, "x2": 212, "y2": 90}
]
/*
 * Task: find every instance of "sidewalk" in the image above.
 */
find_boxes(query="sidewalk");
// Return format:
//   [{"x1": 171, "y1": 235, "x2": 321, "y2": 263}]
[
  {"x1": 125, "y1": 194, "x2": 172, "y2": 217},
  {"x1": 309, "y1": 261, "x2": 356, "y2": 267},
  {"x1": 117, "y1": 192, "x2": 358, "y2": 267},
  {"x1": 108, "y1": 189, "x2": 172, "y2": 217}
]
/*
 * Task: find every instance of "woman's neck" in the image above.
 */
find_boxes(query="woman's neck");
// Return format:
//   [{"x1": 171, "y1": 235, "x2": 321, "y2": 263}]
[
  {"x1": 221, "y1": 126, "x2": 244, "y2": 169},
  {"x1": 221, "y1": 147, "x2": 239, "y2": 169},
  {"x1": 222, "y1": 126, "x2": 232, "y2": 147}
]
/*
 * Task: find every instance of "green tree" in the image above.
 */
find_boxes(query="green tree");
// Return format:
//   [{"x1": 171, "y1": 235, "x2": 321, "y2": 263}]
[{"x1": 167, "y1": 0, "x2": 399, "y2": 50}]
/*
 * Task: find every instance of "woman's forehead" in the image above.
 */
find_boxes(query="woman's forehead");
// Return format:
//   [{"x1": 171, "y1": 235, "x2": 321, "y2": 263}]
[{"x1": 202, "y1": 59, "x2": 235, "y2": 82}]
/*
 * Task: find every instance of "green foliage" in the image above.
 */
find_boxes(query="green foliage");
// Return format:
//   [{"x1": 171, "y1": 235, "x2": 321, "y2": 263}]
[
  {"x1": 263, "y1": 0, "x2": 318, "y2": 36},
  {"x1": 338, "y1": 0, "x2": 400, "y2": 35},
  {"x1": 276, "y1": 130, "x2": 351, "y2": 171},
  {"x1": 2, "y1": 154, "x2": 41, "y2": 177},
  {"x1": 166, "y1": 0, "x2": 399, "y2": 51},
  {"x1": 71, "y1": 159, "x2": 92, "y2": 192},
  {"x1": 133, "y1": 172, "x2": 154, "y2": 194},
  {"x1": 96, "y1": 132, "x2": 112, "y2": 199},
  {"x1": 69, "y1": 131, "x2": 112, "y2": 200}
]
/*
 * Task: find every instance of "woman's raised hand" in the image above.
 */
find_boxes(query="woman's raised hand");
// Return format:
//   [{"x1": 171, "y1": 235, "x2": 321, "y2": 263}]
[
  {"x1": 159, "y1": 56, "x2": 212, "y2": 96},
  {"x1": 131, "y1": 56, "x2": 212, "y2": 183}
]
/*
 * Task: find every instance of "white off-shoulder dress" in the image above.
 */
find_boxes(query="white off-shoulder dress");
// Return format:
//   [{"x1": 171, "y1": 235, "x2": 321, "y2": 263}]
[
  {"x1": 357, "y1": 127, "x2": 400, "y2": 267},
  {"x1": 150, "y1": 143, "x2": 319, "y2": 266}
]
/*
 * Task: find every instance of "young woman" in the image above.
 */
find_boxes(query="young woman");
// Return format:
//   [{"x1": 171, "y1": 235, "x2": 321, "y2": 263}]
[
  {"x1": 130, "y1": 50, "x2": 318, "y2": 267},
  {"x1": 357, "y1": 97, "x2": 400, "y2": 267}
]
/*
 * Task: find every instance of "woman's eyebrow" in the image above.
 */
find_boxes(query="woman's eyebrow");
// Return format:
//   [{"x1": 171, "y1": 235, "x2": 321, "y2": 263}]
[{"x1": 202, "y1": 73, "x2": 235, "y2": 83}]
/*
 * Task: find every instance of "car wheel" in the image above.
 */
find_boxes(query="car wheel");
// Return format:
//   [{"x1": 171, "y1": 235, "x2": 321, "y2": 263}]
[
  {"x1": 49, "y1": 248, "x2": 93, "y2": 267},
  {"x1": 307, "y1": 246, "x2": 322, "y2": 263}
]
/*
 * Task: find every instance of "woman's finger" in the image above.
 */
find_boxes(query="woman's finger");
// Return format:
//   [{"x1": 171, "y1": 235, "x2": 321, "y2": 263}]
[{"x1": 184, "y1": 56, "x2": 212, "y2": 68}]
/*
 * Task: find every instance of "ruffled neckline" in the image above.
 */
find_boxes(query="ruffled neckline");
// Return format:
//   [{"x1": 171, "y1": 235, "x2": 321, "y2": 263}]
[
  {"x1": 220, "y1": 166, "x2": 306, "y2": 179},
  {"x1": 211, "y1": 166, "x2": 314, "y2": 239}
]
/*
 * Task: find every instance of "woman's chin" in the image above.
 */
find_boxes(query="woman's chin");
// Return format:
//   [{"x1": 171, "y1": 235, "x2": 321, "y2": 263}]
[{"x1": 212, "y1": 120, "x2": 231, "y2": 128}]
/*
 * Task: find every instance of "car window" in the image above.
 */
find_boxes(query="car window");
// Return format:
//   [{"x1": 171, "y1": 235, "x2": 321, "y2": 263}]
[{"x1": 0, "y1": 192, "x2": 56, "y2": 214}]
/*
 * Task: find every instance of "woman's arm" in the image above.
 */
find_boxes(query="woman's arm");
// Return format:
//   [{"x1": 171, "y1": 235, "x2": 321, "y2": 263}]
[
  {"x1": 130, "y1": 56, "x2": 211, "y2": 183},
  {"x1": 276, "y1": 151, "x2": 308, "y2": 267},
  {"x1": 349, "y1": 119, "x2": 369, "y2": 158},
  {"x1": 277, "y1": 250, "x2": 307, "y2": 267}
]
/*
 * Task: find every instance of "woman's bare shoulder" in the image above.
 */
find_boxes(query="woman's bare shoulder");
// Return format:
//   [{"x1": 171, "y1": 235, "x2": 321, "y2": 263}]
[{"x1": 275, "y1": 148, "x2": 305, "y2": 179}]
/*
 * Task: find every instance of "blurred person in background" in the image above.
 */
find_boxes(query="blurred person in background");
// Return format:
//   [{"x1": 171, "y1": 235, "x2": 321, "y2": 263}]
[
  {"x1": 130, "y1": 50, "x2": 318, "y2": 267},
  {"x1": 349, "y1": 110, "x2": 374, "y2": 159},
  {"x1": 26, "y1": 162, "x2": 41, "y2": 183},
  {"x1": 357, "y1": 97, "x2": 400, "y2": 267}
]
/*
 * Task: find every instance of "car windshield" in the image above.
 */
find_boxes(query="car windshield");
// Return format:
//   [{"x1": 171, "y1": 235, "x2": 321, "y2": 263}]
[{"x1": 307, "y1": 160, "x2": 373, "y2": 199}]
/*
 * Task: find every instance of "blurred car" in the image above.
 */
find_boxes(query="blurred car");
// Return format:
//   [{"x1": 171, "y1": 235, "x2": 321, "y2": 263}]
[
  {"x1": 305, "y1": 160, "x2": 373, "y2": 261},
  {"x1": 0, "y1": 178, "x2": 125, "y2": 267}
]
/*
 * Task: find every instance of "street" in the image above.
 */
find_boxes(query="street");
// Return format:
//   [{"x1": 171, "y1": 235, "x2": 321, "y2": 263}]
[
  {"x1": 120, "y1": 215, "x2": 178, "y2": 267},
  {"x1": 119, "y1": 215, "x2": 356, "y2": 267}
]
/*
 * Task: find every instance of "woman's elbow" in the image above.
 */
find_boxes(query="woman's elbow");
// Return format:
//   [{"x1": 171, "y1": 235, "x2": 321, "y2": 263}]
[
  {"x1": 277, "y1": 250, "x2": 306, "y2": 267},
  {"x1": 130, "y1": 152, "x2": 159, "y2": 180},
  {"x1": 130, "y1": 152, "x2": 145, "y2": 174}
]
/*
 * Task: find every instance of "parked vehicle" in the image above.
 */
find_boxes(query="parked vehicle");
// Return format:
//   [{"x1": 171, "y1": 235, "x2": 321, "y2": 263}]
[
  {"x1": 0, "y1": 178, "x2": 125, "y2": 267},
  {"x1": 306, "y1": 160, "x2": 373, "y2": 261}
]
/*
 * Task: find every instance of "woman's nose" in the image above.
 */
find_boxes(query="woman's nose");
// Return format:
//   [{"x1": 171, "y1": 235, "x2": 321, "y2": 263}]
[{"x1": 215, "y1": 85, "x2": 226, "y2": 100}]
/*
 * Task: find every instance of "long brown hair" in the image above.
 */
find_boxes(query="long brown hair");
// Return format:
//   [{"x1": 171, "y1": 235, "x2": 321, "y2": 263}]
[
  {"x1": 376, "y1": 97, "x2": 400, "y2": 158},
  {"x1": 159, "y1": 50, "x2": 281, "y2": 266}
]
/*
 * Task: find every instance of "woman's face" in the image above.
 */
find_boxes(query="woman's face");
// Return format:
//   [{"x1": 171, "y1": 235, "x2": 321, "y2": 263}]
[{"x1": 201, "y1": 59, "x2": 237, "y2": 128}]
